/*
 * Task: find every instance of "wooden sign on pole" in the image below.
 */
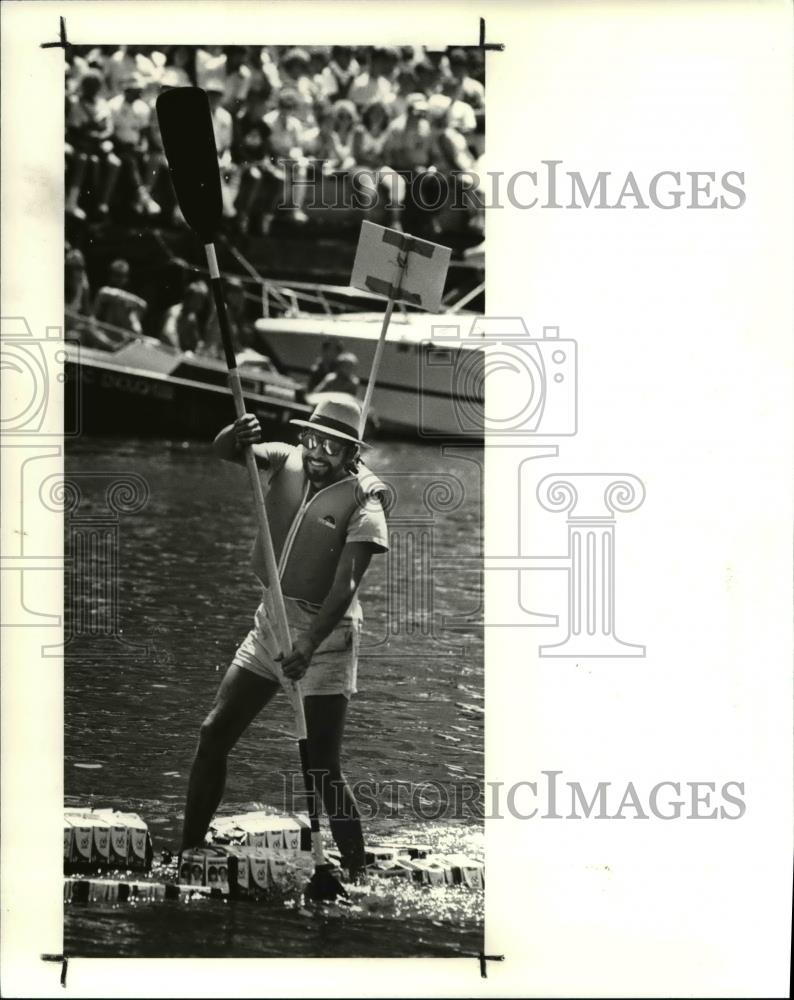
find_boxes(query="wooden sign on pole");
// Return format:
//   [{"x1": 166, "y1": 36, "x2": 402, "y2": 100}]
[
  {"x1": 351, "y1": 222, "x2": 452, "y2": 434},
  {"x1": 350, "y1": 221, "x2": 452, "y2": 313}
]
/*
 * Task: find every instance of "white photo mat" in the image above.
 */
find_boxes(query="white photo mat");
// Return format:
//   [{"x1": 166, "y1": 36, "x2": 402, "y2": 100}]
[{"x1": 1, "y1": 1, "x2": 792, "y2": 997}]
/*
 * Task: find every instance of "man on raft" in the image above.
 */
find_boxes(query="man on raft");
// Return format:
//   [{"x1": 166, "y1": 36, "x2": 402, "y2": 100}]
[{"x1": 180, "y1": 395, "x2": 389, "y2": 879}]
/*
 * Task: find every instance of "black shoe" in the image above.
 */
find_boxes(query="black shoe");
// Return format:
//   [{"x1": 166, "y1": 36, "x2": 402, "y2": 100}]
[
  {"x1": 306, "y1": 863, "x2": 348, "y2": 901},
  {"x1": 341, "y1": 855, "x2": 370, "y2": 883}
]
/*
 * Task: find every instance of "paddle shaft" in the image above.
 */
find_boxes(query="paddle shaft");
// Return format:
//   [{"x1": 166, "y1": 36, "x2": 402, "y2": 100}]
[
  {"x1": 204, "y1": 242, "x2": 322, "y2": 863},
  {"x1": 203, "y1": 243, "x2": 291, "y2": 656}
]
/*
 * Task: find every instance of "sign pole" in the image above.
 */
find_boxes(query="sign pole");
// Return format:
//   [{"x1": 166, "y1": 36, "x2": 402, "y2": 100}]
[
  {"x1": 358, "y1": 250, "x2": 408, "y2": 437},
  {"x1": 349, "y1": 221, "x2": 451, "y2": 437}
]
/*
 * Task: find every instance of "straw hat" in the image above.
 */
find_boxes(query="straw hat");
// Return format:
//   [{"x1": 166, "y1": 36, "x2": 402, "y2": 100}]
[{"x1": 291, "y1": 395, "x2": 366, "y2": 447}]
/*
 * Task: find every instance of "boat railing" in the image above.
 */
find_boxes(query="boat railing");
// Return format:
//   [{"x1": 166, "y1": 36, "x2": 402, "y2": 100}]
[
  {"x1": 249, "y1": 271, "x2": 484, "y2": 323},
  {"x1": 445, "y1": 281, "x2": 486, "y2": 314},
  {"x1": 156, "y1": 234, "x2": 481, "y2": 324}
]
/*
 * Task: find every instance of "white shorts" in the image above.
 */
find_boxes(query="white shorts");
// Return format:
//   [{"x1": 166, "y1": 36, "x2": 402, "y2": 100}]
[{"x1": 232, "y1": 595, "x2": 361, "y2": 699}]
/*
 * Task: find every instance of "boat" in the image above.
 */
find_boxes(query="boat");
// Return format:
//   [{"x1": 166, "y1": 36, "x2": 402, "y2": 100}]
[
  {"x1": 64, "y1": 251, "x2": 487, "y2": 440},
  {"x1": 256, "y1": 310, "x2": 483, "y2": 439},
  {"x1": 64, "y1": 336, "x2": 312, "y2": 440},
  {"x1": 253, "y1": 278, "x2": 487, "y2": 439}
]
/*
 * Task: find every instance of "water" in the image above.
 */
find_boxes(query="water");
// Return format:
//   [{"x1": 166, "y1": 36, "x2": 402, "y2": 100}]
[{"x1": 64, "y1": 436, "x2": 484, "y2": 957}]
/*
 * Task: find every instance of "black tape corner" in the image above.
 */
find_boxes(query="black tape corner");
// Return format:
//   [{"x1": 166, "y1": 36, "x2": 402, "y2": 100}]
[
  {"x1": 478, "y1": 952, "x2": 505, "y2": 978},
  {"x1": 40, "y1": 16, "x2": 71, "y2": 50},
  {"x1": 479, "y1": 17, "x2": 505, "y2": 53},
  {"x1": 41, "y1": 953, "x2": 69, "y2": 987}
]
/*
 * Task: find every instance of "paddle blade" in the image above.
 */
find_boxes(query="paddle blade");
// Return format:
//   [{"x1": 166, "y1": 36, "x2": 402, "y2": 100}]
[{"x1": 156, "y1": 87, "x2": 222, "y2": 241}]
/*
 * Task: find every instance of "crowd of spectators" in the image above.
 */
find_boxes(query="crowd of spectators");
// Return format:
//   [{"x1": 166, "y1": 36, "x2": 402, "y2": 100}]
[
  {"x1": 64, "y1": 245, "x2": 362, "y2": 404},
  {"x1": 65, "y1": 44, "x2": 486, "y2": 239},
  {"x1": 65, "y1": 247, "x2": 261, "y2": 360},
  {"x1": 65, "y1": 249, "x2": 149, "y2": 350}
]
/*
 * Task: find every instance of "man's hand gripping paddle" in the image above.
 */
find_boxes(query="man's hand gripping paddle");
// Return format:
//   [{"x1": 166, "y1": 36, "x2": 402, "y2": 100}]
[{"x1": 156, "y1": 88, "x2": 347, "y2": 902}]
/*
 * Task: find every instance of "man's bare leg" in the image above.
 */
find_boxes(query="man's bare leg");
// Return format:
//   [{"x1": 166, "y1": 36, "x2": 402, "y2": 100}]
[
  {"x1": 304, "y1": 693, "x2": 366, "y2": 875},
  {"x1": 181, "y1": 664, "x2": 279, "y2": 850}
]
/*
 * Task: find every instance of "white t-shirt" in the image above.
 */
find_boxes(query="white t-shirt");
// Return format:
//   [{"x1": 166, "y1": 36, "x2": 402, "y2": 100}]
[
  {"x1": 105, "y1": 49, "x2": 156, "y2": 93},
  {"x1": 224, "y1": 67, "x2": 252, "y2": 106},
  {"x1": 263, "y1": 109, "x2": 305, "y2": 158},
  {"x1": 196, "y1": 48, "x2": 227, "y2": 90},
  {"x1": 348, "y1": 72, "x2": 396, "y2": 108},
  {"x1": 212, "y1": 106, "x2": 233, "y2": 158},
  {"x1": 108, "y1": 94, "x2": 150, "y2": 144}
]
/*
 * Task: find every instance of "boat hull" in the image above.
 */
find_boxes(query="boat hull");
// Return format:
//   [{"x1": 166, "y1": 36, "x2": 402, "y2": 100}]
[{"x1": 64, "y1": 341, "x2": 311, "y2": 441}]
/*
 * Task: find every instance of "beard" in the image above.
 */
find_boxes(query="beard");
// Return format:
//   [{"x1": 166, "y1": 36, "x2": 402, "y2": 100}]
[{"x1": 302, "y1": 451, "x2": 336, "y2": 487}]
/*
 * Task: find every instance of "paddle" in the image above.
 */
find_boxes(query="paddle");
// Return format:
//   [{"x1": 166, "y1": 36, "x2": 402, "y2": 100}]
[{"x1": 156, "y1": 87, "x2": 346, "y2": 902}]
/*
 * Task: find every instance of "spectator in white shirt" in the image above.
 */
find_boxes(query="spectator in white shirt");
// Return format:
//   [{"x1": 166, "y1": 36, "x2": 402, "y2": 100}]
[
  {"x1": 196, "y1": 45, "x2": 227, "y2": 92},
  {"x1": 413, "y1": 57, "x2": 444, "y2": 99},
  {"x1": 232, "y1": 87, "x2": 274, "y2": 233},
  {"x1": 66, "y1": 70, "x2": 120, "y2": 219},
  {"x1": 160, "y1": 281, "x2": 211, "y2": 353},
  {"x1": 263, "y1": 88, "x2": 305, "y2": 159},
  {"x1": 160, "y1": 46, "x2": 195, "y2": 89},
  {"x1": 318, "y1": 46, "x2": 360, "y2": 101},
  {"x1": 446, "y1": 48, "x2": 485, "y2": 110},
  {"x1": 65, "y1": 249, "x2": 115, "y2": 349},
  {"x1": 331, "y1": 100, "x2": 357, "y2": 166},
  {"x1": 382, "y1": 93, "x2": 433, "y2": 172},
  {"x1": 348, "y1": 47, "x2": 398, "y2": 109},
  {"x1": 224, "y1": 47, "x2": 253, "y2": 115},
  {"x1": 93, "y1": 258, "x2": 147, "y2": 343},
  {"x1": 255, "y1": 47, "x2": 284, "y2": 94},
  {"x1": 65, "y1": 51, "x2": 91, "y2": 97},
  {"x1": 424, "y1": 48, "x2": 452, "y2": 83},
  {"x1": 206, "y1": 81, "x2": 236, "y2": 218},
  {"x1": 308, "y1": 46, "x2": 331, "y2": 94},
  {"x1": 350, "y1": 98, "x2": 407, "y2": 231},
  {"x1": 427, "y1": 96, "x2": 480, "y2": 236},
  {"x1": 381, "y1": 94, "x2": 434, "y2": 233},
  {"x1": 437, "y1": 81, "x2": 477, "y2": 135},
  {"x1": 428, "y1": 95, "x2": 475, "y2": 172},
  {"x1": 392, "y1": 66, "x2": 419, "y2": 118},
  {"x1": 105, "y1": 46, "x2": 157, "y2": 95},
  {"x1": 303, "y1": 100, "x2": 356, "y2": 175},
  {"x1": 277, "y1": 48, "x2": 318, "y2": 124},
  {"x1": 109, "y1": 75, "x2": 150, "y2": 144},
  {"x1": 206, "y1": 82, "x2": 233, "y2": 162},
  {"x1": 65, "y1": 248, "x2": 92, "y2": 319},
  {"x1": 263, "y1": 88, "x2": 309, "y2": 227},
  {"x1": 108, "y1": 74, "x2": 160, "y2": 215},
  {"x1": 144, "y1": 82, "x2": 171, "y2": 218}
]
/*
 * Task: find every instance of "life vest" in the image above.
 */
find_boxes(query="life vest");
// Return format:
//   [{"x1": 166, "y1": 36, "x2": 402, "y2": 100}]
[{"x1": 250, "y1": 447, "x2": 385, "y2": 607}]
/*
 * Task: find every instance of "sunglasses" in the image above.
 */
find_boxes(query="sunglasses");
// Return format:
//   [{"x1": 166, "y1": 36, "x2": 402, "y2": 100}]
[{"x1": 299, "y1": 430, "x2": 346, "y2": 457}]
